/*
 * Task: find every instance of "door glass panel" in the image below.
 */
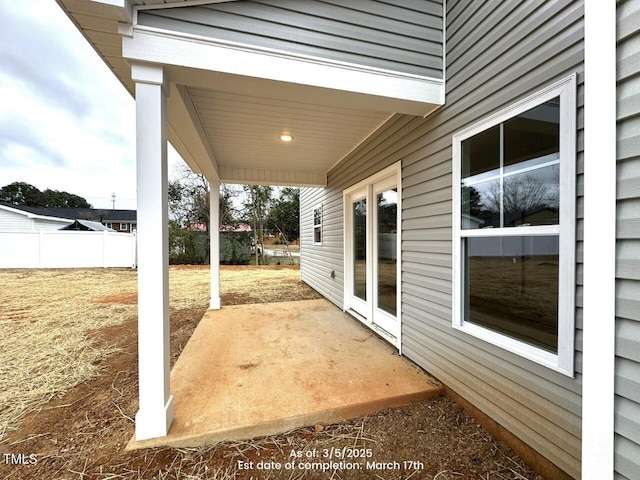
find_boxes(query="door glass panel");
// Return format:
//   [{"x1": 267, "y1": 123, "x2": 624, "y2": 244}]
[
  {"x1": 377, "y1": 189, "x2": 397, "y2": 316},
  {"x1": 353, "y1": 198, "x2": 367, "y2": 300}
]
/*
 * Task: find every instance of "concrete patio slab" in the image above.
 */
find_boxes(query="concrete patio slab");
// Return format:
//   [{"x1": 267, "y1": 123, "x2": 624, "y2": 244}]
[{"x1": 127, "y1": 299, "x2": 441, "y2": 450}]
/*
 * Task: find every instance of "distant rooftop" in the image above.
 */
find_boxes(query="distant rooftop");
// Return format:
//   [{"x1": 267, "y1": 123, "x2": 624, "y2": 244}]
[{"x1": 0, "y1": 201, "x2": 136, "y2": 222}]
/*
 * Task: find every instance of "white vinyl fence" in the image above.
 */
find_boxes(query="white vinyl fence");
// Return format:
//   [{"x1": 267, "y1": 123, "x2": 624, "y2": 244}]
[{"x1": 0, "y1": 231, "x2": 137, "y2": 268}]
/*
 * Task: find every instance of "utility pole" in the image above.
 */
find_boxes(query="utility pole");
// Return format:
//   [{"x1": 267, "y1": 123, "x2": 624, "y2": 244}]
[{"x1": 111, "y1": 192, "x2": 116, "y2": 209}]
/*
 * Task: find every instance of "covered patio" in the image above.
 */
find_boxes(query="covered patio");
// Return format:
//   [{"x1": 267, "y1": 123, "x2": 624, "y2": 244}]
[
  {"x1": 57, "y1": 0, "x2": 445, "y2": 443},
  {"x1": 127, "y1": 298, "x2": 442, "y2": 449}
]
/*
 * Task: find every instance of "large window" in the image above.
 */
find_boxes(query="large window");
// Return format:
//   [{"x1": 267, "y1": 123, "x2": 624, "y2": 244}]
[{"x1": 452, "y1": 75, "x2": 576, "y2": 376}]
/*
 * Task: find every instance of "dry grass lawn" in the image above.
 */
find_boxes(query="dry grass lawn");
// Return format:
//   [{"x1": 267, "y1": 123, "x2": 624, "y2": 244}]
[
  {"x1": 0, "y1": 266, "x2": 317, "y2": 442},
  {"x1": 0, "y1": 269, "x2": 137, "y2": 441},
  {"x1": 0, "y1": 266, "x2": 545, "y2": 480}
]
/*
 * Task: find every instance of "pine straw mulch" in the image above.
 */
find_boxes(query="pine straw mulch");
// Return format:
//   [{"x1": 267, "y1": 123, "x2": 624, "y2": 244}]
[{"x1": 0, "y1": 266, "x2": 544, "y2": 480}]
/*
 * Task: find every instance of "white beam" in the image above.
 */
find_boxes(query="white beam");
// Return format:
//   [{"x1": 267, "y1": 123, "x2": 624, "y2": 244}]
[
  {"x1": 209, "y1": 180, "x2": 221, "y2": 310},
  {"x1": 582, "y1": 1, "x2": 616, "y2": 479},
  {"x1": 123, "y1": 28, "x2": 444, "y2": 116},
  {"x1": 132, "y1": 63, "x2": 174, "y2": 441},
  {"x1": 167, "y1": 84, "x2": 220, "y2": 182},
  {"x1": 219, "y1": 165, "x2": 326, "y2": 187}
]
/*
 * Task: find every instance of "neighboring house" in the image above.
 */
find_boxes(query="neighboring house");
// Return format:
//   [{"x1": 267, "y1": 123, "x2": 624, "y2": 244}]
[
  {"x1": 46, "y1": 207, "x2": 137, "y2": 232},
  {"x1": 101, "y1": 210, "x2": 137, "y2": 232},
  {"x1": 219, "y1": 224, "x2": 252, "y2": 233},
  {"x1": 59, "y1": 220, "x2": 116, "y2": 231},
  {"x1": 56, "y1": 1, "x2": 636, "y2": 479},
  {"x1": 0, "y1": 202, "x2": 137, "y2": 232},
  {"x1": 0, "y1": 201, "x2": 74, "y2": 230}
]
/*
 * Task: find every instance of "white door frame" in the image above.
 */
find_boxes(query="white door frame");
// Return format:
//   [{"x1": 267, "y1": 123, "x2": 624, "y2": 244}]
[
  {"x1": 343, "y1": 162, "x2": 402, "y2": 350},
  {"x1": 347, "y1": 186, "x2": 370, "y2": 319}
]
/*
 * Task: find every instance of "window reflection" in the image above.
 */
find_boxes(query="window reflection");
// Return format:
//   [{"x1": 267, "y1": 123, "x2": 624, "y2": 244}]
[
  {"x1": 353, "y1": 199, "x2": 367, "y2": 300},
  {"x1": 461, "y1": 125, "x2": 500, "y2": 179},
  {"x1": 462, "y1": 163, "x2": 559, "y2": 228},
  {"x1": 504, "y1": 100, "x2": 559, "y2": 168},
  {"x1": 464, "y1": 236, "x2": 559, "y2": 352},
  {"x1": 377, "y1": 189, "x2": 397, "y2": 316},
  {"x1": 461, "y1": 97, "x2": 561, "y2": 230}
]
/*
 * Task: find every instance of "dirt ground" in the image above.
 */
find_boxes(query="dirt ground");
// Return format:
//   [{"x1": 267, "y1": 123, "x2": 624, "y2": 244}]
[{"x1": 0, "y1": 266, "x2": 544, "y2": 480}]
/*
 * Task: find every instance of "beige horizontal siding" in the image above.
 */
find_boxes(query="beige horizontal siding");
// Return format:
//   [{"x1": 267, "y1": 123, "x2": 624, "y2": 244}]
[
  {"x1": 302, "y1": 0, "x2": 585, "y2": 477},
  {"x1": 139, "y1": 0, "x2": 444, "y2": 78},
  {"x1": 615, "y1": 0, "x2": 640, "y2": 477}
]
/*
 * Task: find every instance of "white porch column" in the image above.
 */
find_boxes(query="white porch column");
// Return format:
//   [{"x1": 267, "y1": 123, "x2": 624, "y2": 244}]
[
  {"x1": 132, "y1": 63, "x2": 174, "y2": 441},
  {"x1": 210, "y1": 181, "x2": 221, "y2": 310},
  {"x1": 582, "y1": 0, "x2": 616, "y2": 478}
]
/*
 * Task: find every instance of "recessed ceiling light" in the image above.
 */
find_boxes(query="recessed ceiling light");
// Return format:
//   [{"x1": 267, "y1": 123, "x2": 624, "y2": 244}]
[{"x1": 280, "y1": 134, "x2": 293, "y2": 142}]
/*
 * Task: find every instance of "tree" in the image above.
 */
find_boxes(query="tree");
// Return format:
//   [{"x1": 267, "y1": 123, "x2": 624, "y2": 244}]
[
  {"x1": 167, "y1": 163, "x2": 243, "y2": 264},
  {"x1": 0, "y1": 182, "x2": 91, "y2": 208},
  {"x1": 40, "y1": 189, "x2": 91, "y2": 208},
  {"x1": 168, "y1": 165, "x2": 210, "y2": 231},
  {"x1": 0, "y1": 182, "x2": 45, "y2": 207},
  {"x1": 219, "y1": 183, "x2": 242, "y2": 227},
  {"x1": 461, "y1": 185, "x2": 483, "y2": 217},
  {"x1": 243, "y1": 185, "x2": 273, "y2": 265},
  {"x1": 482, "y1": 174, "x2": 559, "y2": 215},
  {"x1": 266, "y1": 187, "x2": 300, "y2": 243},
  {"x1": 168, "y1": 165, "x2": 210, "y2": 264}
]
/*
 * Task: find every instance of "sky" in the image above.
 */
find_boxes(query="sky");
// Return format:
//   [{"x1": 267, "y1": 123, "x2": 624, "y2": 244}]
[{"x1": 0, "y1": 0, "x2": 183, "y2": 210}]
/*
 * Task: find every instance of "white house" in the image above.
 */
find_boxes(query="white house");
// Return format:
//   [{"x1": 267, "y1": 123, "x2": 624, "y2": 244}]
[{"x1": 0, "y1": 201, "x2": 74, "y2": 231}]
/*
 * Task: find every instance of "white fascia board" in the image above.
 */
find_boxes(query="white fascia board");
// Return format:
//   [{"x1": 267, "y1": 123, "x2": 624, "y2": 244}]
[
  {"x1": 29, "y1": 214, "x2": 74, "y2": 224},
  {"x1": 0, "y1": 204, "x2": 73, "y2": 224},
  {"x1": 122, "y1": 27, "x2": 444, "y2": 116},
  {"x1": 90, "y1": 0, "x2": 133, "y2": 23},
  {"x1": 91, "y1": 0, "x2": 125, "y2": 5},
  {"x1": 135, "y1": 0, "x2": 242, "y2": 11}
]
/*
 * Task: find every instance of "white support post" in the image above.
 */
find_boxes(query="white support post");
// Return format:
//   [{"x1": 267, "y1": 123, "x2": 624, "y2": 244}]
[
  {"x1": 210, "y1": 180, "x2": 221, "y2": 310},
  {"x1": 132, "y1": 63, "x2": 174, "y2": 441},
  {"x1": 582, "y1": 1, "x2": 616, "y2": 479}
]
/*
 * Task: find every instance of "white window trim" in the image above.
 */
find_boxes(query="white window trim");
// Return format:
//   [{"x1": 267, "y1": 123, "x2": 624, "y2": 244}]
[
  {"x1": 451, "y1": 74, "x2": 577, "y2": 376},
  {"x1": 313, "y1": 204, "x2": 323, "y2": 246}
]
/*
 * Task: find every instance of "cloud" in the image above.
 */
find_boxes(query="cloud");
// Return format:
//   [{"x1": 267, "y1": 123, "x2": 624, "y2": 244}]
[
  {"x1": 0, "y1": 4, "x2": 95, "y2": 120},
  {"x1": 0, "y1": 116, "x2": 70, "y2": 168},
  {"x1": 0, "y1": 0, "x2": 138, "y2": 208}
]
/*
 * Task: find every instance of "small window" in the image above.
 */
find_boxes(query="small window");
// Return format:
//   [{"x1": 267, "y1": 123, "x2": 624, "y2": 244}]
[
  {"x1": 120, "y1": 223, "x2": 128, "y2": 231},
  {"x1": 452, "y1": 75, "x2": 576, "y2": 376},
  {"x1": 313, "y1": 205, "x2": 323, "y2": 245},
  {"x1": 106, "y1": 223, "x2": 112, "y2": 229}
]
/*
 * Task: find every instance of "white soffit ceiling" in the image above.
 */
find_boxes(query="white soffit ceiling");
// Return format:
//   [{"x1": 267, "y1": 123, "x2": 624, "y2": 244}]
[
  {"x1": 58, "y1": 0, "x2": 429, "y2": 184},
  {"x1": 187, "y1": 87, "x2": 391, "y2": 172}
]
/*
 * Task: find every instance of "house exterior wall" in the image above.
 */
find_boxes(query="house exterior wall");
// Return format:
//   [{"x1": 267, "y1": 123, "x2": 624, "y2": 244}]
[
  {"x1": 615, "y1": 1, "x2": 640, "y2": 478},
  {"x1": 107, "y1": 221, "x2": 137, "y2": 233},
  {"x1": 0, "y1": 207, "x2": 71, "y2": 231},
  {"x1": 137, "y1": 0, "x2": 444, "y2": 79},
  {"x1": 301, "y1": 1, "x2": 583, "y2": 477}
]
